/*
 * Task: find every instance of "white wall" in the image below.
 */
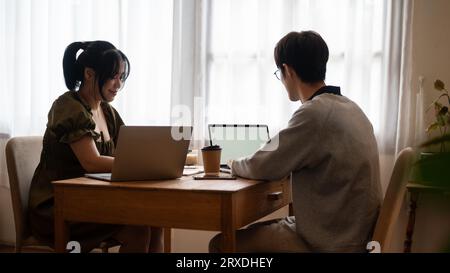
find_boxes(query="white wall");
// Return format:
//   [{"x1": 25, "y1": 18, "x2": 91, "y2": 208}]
[{"x1": 411, "y1": 0, "x2": 450, "y2": 106}]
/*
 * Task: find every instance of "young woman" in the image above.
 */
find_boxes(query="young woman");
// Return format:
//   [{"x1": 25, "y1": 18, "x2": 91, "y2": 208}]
[{"x1": 28, "y1": 41, "x2": 163, "y2": 253}]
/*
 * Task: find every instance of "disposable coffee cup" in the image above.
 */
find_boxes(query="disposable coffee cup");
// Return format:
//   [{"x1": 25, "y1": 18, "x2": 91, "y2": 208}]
[{"x1": 201, "y1": 145, "x2": 222, "y2": 177}]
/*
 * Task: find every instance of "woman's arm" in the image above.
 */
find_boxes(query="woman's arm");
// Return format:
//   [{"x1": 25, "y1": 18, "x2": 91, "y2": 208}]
[{"x1": 70, "y1": 135, "x2": 114, "y2": 173}]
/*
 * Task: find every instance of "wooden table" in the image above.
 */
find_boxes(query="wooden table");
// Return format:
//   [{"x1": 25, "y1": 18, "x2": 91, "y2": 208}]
[
  {"x1": 53, "y1": 176, "x2": 292, "y2": 253},
  {"x1": 404, "y1": 183, "x2": 450, "y2": 253}
]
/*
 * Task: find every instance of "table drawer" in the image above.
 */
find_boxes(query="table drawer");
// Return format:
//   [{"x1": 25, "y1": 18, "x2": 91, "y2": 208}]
[{"x1": 234, "y1": 178, "x2": 291, "y2": 227}]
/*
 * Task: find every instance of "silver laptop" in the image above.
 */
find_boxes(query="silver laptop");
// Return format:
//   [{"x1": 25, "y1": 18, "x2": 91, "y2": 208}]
[
  {"x1": 208, "y1": 124, "x2": 270, "y2": 173},
  {"x1": 86, "y1": 126, "x2": 192, "y2": 181}
]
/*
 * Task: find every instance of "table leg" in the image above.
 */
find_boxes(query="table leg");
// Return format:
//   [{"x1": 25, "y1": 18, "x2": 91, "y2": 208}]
[
  {"x1": 404, "y1": 191, "x2": 419, "y2": 253},
  {"x1": 289, "y1": 202, "x2": 294, "y2": 216},
  {"x1": 54, "y1": 210, "x2": 69, "y2": 252},
  {"x1": 54, "y1": 188, "x2": 69, "y2": 253},
  {"x1": 222, "y1": 225, "x2": 236, "y2": 253},
  {"x1": 164, "y1": 228, "x2": 171, "y2": 253},
  {"x1": 221, "y1": 194, "x2": 236, "y2": 252}
]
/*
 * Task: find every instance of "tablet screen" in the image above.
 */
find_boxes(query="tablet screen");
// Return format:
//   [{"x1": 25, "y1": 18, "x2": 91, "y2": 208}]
[{"x1": 208, "y1": 124, "x2": 270, "y2": 164}]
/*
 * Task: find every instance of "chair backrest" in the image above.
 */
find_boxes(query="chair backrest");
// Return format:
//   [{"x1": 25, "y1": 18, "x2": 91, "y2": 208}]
[
  {"x1": 5, "y1": 136, "x2": 43, "y2": 245},
  {"x1": 372, "y1": 147, "x2": 415, "y2": 252}
]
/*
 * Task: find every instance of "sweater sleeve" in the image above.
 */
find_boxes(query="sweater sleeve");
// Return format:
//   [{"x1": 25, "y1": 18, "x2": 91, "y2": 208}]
[{"x1": 232, "y1": 104, "x2": 326, "y2": 181}]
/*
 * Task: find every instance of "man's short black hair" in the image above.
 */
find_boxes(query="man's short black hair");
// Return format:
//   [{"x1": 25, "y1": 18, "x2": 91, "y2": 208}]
[{"x1": 274, "y1": 31, "x2": 329, "y2": 83}]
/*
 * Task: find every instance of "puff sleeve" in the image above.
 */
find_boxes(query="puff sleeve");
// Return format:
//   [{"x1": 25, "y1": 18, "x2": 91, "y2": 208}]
[{"x1": 46, "y1": 94, "x2": 100, "y2": 144}]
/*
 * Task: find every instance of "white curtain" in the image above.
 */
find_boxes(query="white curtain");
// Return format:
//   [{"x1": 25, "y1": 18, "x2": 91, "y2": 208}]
[
  {"x1": 0, "y1": 0, "x2": 174, "y2": 137},
  {"x1": 170, "y1": 0, "x2": 209, "y2": 149},
  {"x1": 375, "y1": 0, "x2": 414, "y2": 193},
  {"x1": 0, "y1": 0, "x2": 174, "y2": 188},
  {"x1": 206, "y1": 0, "x2": 386, "y2": 137},
  {"x1": 394, "y1": 0, "x2": 420, "y2": 154}
]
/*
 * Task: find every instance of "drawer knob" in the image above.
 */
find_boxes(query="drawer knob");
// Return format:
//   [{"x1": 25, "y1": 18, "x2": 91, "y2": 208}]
[{"x1": 267, "y1": 191, "x2": 283, "y2": 200}]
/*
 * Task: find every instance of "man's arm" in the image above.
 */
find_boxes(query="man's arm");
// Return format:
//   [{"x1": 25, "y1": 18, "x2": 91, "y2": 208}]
[{"x1": 232, "y1": 107, "x2": 323, "y2": 180}]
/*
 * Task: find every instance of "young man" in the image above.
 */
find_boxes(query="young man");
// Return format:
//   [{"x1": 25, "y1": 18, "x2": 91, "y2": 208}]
[{"x1": 209, "y1": 31, "x2": 382, "y2": 253}]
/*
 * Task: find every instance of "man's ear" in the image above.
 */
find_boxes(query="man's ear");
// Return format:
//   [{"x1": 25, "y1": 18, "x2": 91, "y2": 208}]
[
  {"x1": 282, "y1": 64, "x2": 293, "y2": 79},
  {"x1": 84, "y1": 68, "x2": 95, "y2": 81}
]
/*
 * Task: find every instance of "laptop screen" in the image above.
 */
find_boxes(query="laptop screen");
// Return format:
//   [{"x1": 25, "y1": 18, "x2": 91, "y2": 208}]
[{"x1": 208, "y1": 124, "x2": 270, "y2": 165}]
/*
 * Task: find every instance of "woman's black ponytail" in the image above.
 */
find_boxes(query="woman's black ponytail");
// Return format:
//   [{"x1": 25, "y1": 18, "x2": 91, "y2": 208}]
[
  {"x1": 62, "y1": 42, "x2": 85, "y2": 91},
  {"x1": 62, "y1": 40, "x2": 130, "y2": 94}
]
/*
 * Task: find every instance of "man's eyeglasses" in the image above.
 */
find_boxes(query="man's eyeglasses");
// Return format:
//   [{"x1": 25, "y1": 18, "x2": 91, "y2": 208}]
[{"x1": 274, "y1": 69, "x2": 282, "y2": 80}]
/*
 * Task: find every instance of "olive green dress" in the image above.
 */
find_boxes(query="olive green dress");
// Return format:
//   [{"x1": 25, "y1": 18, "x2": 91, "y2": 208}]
[{"x1": 28, "y1": 90, "x2": 124, "y2": 251}]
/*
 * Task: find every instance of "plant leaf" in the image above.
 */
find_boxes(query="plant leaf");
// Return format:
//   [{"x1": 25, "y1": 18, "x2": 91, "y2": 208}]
[
  {"x1": 439, "y1": 106, "x2": 449, "y2": 116},
  {"x1": 435, "y1": 79, "x2": 445, "y2": 91},
  {"x1": 426, "y1": 122, "x2": 439, "y2": 133},
  {"x1": 437, "y1": 114, "x2": 446, "y2": 126}
]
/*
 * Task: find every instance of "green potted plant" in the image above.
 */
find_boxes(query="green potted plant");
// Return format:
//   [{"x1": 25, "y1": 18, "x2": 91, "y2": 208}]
[
  {"x1": 425, "y1": 79, "x2": 450, "y2": 152},
  {"x1": 413, "y1": 79, "x2": 450, "y2": 252},
  {"x1": 411, "y1": 79, "x2": 450, "y2": 187}
]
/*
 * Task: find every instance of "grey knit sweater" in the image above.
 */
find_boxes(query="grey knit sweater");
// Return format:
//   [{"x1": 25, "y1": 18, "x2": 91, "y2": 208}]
[{"x1": 232, "y1": 93, "x2": 382, "y2": 252}]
